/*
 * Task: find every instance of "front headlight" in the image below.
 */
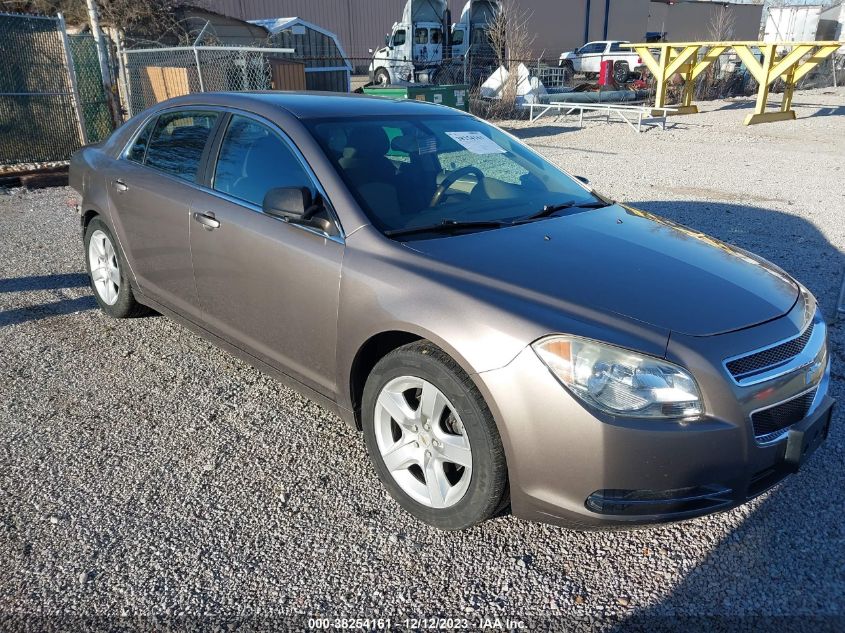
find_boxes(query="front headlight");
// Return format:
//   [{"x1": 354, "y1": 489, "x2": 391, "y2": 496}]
[{"x1": 532, "y1": 336, "x2": 703, "y2": 419}]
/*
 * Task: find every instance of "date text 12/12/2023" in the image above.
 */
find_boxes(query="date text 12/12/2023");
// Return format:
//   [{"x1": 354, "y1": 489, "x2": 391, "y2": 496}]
[{"x1": 307, "y1": 616, "x2": 526, "y2": 629}]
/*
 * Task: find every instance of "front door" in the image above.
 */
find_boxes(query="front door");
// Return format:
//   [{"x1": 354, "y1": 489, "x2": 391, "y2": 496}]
[
  {"x1": 105, "y1": 109, "x2": 220, "y2": 318},
  {"x1": 189, "y1": 114, "x2": 344, "y2": 396}
]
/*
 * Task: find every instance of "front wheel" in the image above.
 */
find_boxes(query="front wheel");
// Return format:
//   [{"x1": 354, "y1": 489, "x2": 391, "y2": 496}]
[
  {"x1": 374, "y1": 68, "x2": 391, "y2": 86},
  {"x1": 362, "y1": 342, "x2": 508, "y2": 530},
  {"x1": 84, "y1": 217, "x2": 149, "y2": 318}
]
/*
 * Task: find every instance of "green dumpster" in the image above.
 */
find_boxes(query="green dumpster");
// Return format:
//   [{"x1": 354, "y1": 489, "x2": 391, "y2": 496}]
[{"x1": 362, "y1": 84, "x2": 470, "y2": 112}]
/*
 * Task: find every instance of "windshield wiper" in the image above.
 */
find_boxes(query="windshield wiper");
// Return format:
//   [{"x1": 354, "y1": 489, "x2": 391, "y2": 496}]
[
  {"x1": 384, "y1": 219, "x2": 507, "y2": 238},
  {"x1": 513, "y1": 199, "x2": 610, "y2": 224}
]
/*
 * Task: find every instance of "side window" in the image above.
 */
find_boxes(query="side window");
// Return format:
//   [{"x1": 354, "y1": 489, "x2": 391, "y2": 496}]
[
  {"x1": 125, "y1": 117, "x2": 155, "y2": 164},
  {"x1": 581, "y1": 43, "x2": 605, "y2": 54},
  {"x1": 451, "y1": 29, "x2": 464, "y2": 45},
  {"x1": 609, "y1": 42, "x2": 624, "y2": 52},
  {"x1": 144, "y1": 110, "x2": 218, "y2": 182},
  {"x1": 393, "y1": 29, "x2": 406, "y2": 46},
  {"x1": 414, "y1": 28, "x2": 427, "y2": 45},
  {"x1": 430, "y1": 29, "x2": 441, "y2": 44},
  {"x1": 213, "y1": 115, "x2": 313, "y2": 207}
]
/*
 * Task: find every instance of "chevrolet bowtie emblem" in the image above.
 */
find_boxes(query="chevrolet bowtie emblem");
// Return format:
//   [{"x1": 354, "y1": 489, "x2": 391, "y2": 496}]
[{"x1": 806, "y1": 361, "x2": 823, "y2": 385}]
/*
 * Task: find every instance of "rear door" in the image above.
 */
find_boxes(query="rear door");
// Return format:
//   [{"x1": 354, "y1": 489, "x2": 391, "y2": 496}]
[
  {"x1": 105, "y1": 109, "x2": 220, "y2": 319},
  {"x1": 189, "y1": 113, "x2": 344, "y2": 396},
  {"x1": 578, "y1": 42, "x2": 607, "y2": 73}
]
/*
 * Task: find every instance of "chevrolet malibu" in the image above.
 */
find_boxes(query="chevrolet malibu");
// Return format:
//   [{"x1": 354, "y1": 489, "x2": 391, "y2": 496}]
[{"x1": 70, "y1": 92, "x2": 834, "y2": 530}]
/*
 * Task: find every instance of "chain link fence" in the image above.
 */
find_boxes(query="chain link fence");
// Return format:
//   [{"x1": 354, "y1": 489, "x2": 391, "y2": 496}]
[
  {"x1": 0, "y1": 12, "x2": 116, "y2": 169},
  {"x1": 69, "y1": 34, "x2": 116, "y2": 145},
  {"x1": 123, "y1": 45, "x2": 304, "y2": 117},
  {"x1": 0, "y1": 12, "x2": 83, "y2": 167}
]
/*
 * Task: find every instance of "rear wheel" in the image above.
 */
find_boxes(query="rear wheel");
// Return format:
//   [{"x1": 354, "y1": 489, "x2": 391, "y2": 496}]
[
  {"x1": 84, "y1": 217, "x2": 149, "y2": 318},
  {"x1": 362, "y1": 342, "x2": 508, "y2": 530},
  {"x1": 613, "y1": 61, "x2": 630, "y2": 84}
]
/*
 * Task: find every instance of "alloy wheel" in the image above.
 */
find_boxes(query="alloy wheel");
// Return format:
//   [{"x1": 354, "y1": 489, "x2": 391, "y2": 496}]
[
  {"x1": 88, "y1": 229, "x2": 120, "y2": 305},
  {"x1": 373, "y1": 376, "x2": 473, "y2": 508}
]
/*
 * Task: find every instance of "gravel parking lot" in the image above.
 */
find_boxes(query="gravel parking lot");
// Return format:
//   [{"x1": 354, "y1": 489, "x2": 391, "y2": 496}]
[{"x1": 1, "y1": 88, "x2": 844, "y2": 630}]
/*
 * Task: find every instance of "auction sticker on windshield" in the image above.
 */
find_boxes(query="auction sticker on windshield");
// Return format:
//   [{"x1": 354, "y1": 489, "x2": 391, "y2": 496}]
[{"x1": 445, "y1": 131, "x2": 506, "y2": 154}]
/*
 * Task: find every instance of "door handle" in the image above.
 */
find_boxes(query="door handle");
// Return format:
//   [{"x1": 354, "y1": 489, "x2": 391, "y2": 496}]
[
  {"x1": 112, "y1": 179, "x2": 128, "y2": 193},
  {"x1": 193, "y1": 212, "x2": 220, "y2": 230}
]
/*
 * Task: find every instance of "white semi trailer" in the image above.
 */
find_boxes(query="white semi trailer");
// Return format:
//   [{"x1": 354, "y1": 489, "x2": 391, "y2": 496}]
[{"x1": 764, "y1": 6, "x2": 823, "y2": 44}]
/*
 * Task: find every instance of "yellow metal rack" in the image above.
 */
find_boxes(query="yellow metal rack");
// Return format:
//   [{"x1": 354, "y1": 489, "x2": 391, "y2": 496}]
[{"x1": 626, "y1": 41, "x2": 843, "y2": 125}]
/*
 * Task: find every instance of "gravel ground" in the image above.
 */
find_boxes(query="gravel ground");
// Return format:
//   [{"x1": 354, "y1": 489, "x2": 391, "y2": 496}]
[{"x1": 1, "y1": 88, "x2": 844, "y2": 630}]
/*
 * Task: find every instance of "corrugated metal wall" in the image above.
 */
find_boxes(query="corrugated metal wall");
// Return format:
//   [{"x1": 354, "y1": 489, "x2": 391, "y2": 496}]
[
  {"x1": 204, "y1": 0, "x2": 692, "y2": 62},
  {"x1": 209, "y1": 0, "x2": 401, "y2": 59},
  {"x1": 205, "y1": 0, "x2": 603, "y2": 59},
  {"x1": 648, "y1": 2, "x2": 763, "y2": 41}
]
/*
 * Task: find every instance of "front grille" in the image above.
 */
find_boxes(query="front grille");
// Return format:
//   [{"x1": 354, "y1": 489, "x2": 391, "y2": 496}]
[
  {"x1": 751, "y1": 388, "x2": 816, "y2": 440},
  {"x1": 726, "y1": 322, "x2": 814, "y2": 380}
]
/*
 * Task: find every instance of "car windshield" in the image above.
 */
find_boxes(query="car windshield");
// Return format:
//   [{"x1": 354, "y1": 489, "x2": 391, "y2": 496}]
[{"x1": 306, "y1": 114, "x2": 598, "y2": 238}]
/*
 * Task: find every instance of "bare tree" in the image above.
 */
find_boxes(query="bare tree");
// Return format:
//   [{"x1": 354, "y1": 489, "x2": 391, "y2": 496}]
[
  {"x1": 1, "y1": 0, "x2": 191, "y2": 45},
  {"x1": 708, "y1": 5, "x2": 736, "y2": 42},
  {"x1": 483, "y1": 0, "x2": 536, "y2": 119}
]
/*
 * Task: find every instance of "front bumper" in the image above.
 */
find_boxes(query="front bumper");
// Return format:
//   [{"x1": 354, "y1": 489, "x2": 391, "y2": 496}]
[{"x1": 475, "y1": 314, "x2": 834, "y2": 529}]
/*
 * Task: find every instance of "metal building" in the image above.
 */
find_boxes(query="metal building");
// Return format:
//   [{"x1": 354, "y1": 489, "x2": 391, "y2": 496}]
[
  {"x1": 250, "y1": 17, "x2": 352, "y2": 91},
  {"x1": 202, "y1": 0, "x2": 762, "y2": 61}
]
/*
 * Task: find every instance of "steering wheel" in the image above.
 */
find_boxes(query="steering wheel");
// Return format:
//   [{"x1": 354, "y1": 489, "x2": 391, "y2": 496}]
[{"x1": 429, "y1": 165, "x2": 484, "y2": 207}]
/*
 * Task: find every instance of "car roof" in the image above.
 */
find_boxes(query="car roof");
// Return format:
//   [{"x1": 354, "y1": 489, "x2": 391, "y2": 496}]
[{"x1": 153, "y1": 91, "x2": 468, "y2": 120}]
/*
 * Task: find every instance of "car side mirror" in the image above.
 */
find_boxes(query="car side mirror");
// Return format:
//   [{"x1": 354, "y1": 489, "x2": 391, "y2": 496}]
[
  {"x1": 263, "y1": 187, "x2": 338, "y2": 237},
  {"x1": 575, "y1": 175, "x2": 589, "y2": 184},
  {"x1": 263, "y1": 186, "x2": 312, "y2": 221}
]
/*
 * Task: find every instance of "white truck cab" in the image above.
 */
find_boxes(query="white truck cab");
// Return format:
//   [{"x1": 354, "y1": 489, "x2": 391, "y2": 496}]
[
  {"x1": 369, "y1": 0, "x2": 446, "y2": 85},
  {"x1": 451, "y1": 0, "x2": 501, "y2": 60}
]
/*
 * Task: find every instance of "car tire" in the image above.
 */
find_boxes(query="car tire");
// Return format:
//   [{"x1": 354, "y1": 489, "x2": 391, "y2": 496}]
[
  {"x1": 613, "y1": 61, "x2": 630, "y2": 84},
  {"x1": 84, "y1": 217, "x2": 149, "y2": 318},
  {"x1": 362, "y1": 341, "x2": 508, "y2": 530},
  {"x1": 559, "y1": 61, "x2": 574, "y2": 84},
  {"x1": 374, "y1": 68, "x2": 391, "y2": 86}
]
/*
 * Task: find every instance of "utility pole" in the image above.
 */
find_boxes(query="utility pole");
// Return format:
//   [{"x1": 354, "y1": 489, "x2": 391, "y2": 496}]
[{"x1": 86, "y1": 0, "x2": 121, "y2": 127}]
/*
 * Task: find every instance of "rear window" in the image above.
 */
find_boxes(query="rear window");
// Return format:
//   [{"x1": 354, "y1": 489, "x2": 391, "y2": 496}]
[
  {"x1": 125, "y1": 118, "x2": 154, "y2": 164},
  {"x1": 144, "y1": 110, "x2": 218, "y2": 182}
]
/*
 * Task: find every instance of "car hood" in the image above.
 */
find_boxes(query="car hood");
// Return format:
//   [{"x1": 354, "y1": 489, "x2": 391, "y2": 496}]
[{"x1": 405, "y1": 204, "x2": 799, "y2": 337}]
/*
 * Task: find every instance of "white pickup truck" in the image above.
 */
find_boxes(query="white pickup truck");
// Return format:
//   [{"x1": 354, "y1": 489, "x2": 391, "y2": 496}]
[{"x1": 558, "y1": 40, "x2": 644, "y2": 82}]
